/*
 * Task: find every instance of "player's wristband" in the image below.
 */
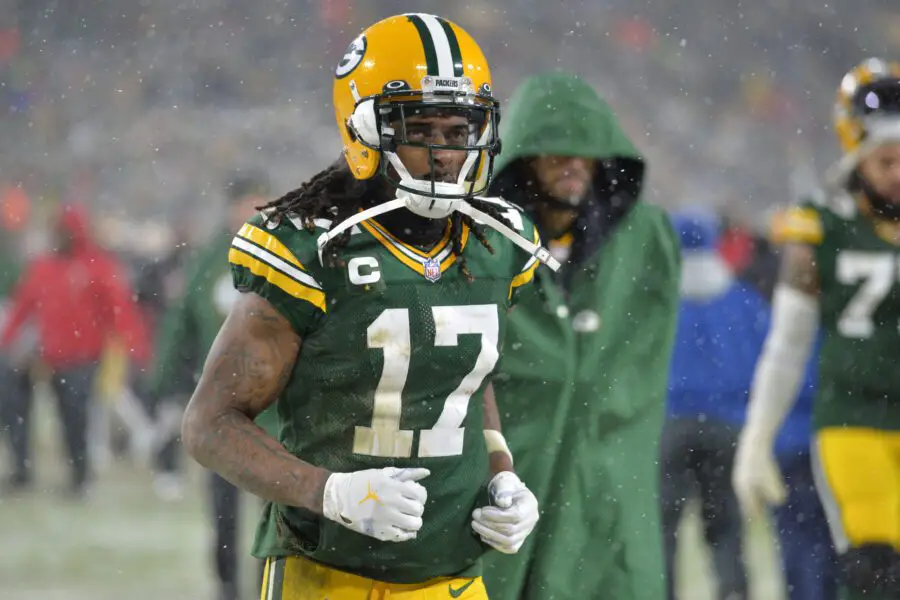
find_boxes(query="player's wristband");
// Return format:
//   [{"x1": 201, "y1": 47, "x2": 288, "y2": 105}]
[{"x1": 484, "y1": 429, "x2": 513, "y2": 465}]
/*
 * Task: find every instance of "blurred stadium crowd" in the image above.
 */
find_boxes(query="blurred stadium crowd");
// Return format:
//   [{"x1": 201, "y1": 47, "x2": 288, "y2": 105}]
[{"x1": 1, "y1": 0, "x2": 899, "y2": 258}]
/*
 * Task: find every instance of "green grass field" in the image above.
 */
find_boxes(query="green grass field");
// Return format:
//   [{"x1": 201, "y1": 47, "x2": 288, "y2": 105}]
[{"x1": 0, "y1": 397, "x2": 786, "y2": 600}]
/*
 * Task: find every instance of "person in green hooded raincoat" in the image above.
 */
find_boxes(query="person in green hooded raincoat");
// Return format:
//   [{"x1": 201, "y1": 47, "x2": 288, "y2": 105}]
[
  {"x1": 151, "y1": 169, "x2": 275, "y2": 600},
  {"x1": 482, "y1": 73, "x2": 681, "y2": 600}
]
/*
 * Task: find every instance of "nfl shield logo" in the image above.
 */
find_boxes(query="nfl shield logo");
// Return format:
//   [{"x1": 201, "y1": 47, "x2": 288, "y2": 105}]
[{"x1": 423, "y1": 258, "x2": 441, "y2": 283}]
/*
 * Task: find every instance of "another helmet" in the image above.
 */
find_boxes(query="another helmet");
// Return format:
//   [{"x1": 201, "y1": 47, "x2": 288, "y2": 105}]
[
  {"x1": 834, "y1": 58, "x2": 900, "y2": 156},
  {"x1": 333, "y1": 14, "x2": 500, "y2": 206}
]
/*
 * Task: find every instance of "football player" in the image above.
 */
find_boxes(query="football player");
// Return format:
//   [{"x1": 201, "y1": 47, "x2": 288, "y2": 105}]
[
  {"x1": 734, "y1": 58, "x2": 900, "y2": 600},
  {"x1": 181, "y1": 14, "x2": 556, "y2": 600}
]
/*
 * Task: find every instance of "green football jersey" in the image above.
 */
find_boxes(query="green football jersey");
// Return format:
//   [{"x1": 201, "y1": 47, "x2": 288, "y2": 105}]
[
  {"x1": 228, "y1": 201, "x2": 539, "y2": 583},
  {"x1": 782, "y1": 195, "x2": 900, "y2": 431}
]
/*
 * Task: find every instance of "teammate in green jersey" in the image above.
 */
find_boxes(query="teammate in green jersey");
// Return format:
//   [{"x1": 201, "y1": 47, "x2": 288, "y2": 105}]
[
  {"x1": 734, "y1": 58, "x2": 900, "y2": 600},
  {"x1": 181, "y1": 14, "x2": 557, "y2": 600},
  {"x1": 152, "y1": 169, "x2": 272, "y2": 600}
]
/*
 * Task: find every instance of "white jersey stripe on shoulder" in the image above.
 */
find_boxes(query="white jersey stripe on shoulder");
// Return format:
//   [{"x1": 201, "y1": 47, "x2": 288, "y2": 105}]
[
  {"x1": 266, "y1": 559, "x2": 276, "y2": 600},
  {"x1": 232, "y1": 237, "x2": 322, "y2": 290},
  {"x1": 285, "y1": 215, "x2": 359, "y2": 235}
]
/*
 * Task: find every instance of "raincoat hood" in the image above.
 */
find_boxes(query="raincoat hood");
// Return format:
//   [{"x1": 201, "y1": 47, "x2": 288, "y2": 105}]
[
  {"x1": 490, "y1": 72, "x2": 646, "y2": 277},
  {"x1": 493, "y1": 72, "x2": 644, "y2": 194}
]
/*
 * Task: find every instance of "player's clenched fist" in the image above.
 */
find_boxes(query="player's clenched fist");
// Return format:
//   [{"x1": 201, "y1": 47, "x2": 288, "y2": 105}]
[
  {"x1": 323, "y1": 467, "x2": 430, "y2": 542},
  {"x1": 471, "y1": 471, "x2": 539, "y2": 554}
]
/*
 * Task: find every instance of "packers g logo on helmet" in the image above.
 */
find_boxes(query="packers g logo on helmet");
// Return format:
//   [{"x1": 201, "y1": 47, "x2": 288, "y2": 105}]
[{"x1": 335, "y1": 34, "x2": 367, "y2": 80}]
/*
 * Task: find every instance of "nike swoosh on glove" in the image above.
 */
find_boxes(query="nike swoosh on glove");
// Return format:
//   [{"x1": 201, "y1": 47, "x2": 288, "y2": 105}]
[
  {"x1": 323, "y1": 467, "x2": 429, "y2": 542},
  {"x1": 471, "y1": 471, "x2": 539, "y2": 554}
]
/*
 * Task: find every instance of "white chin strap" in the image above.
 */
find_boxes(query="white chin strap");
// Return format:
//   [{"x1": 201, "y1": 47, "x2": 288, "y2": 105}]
[
  {"x1": 316, "y1": 194, "x2": 561, "y2": 272},
  {"x1": 455, "y1": 202, "x2": 560, "y2": 271},
  {"x1": 316, "y1": 117, "x2": 559, "y2": 272}
]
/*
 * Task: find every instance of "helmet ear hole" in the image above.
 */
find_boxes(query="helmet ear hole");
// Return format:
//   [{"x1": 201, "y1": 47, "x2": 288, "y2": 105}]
[{"x1": 349, "y1": 99, "x2": 380, "y2": 147}]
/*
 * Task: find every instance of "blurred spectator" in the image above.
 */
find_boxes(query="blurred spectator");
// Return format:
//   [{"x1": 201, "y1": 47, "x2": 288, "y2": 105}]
[
  {"x1": 151, "y1": 169, "x2": 272, "y2": 600},
  {"x1": 718, "y1": 214, "x2": 758, "y2": 275},
  {"x1": 129, "y1": 223, "x2": 193, "y2": 483},
  {"x1": 0, "y1": 203, "x2": 149, "y2": 497},
  {"x1": 0, "y1": 221, "x2": 29, "y2": 493},
  {"x1": 662, "y1": 209, "x2": 769, "y2": 600},
  {"x1": 0, "y1": 182, "x2": 31, "y2": 232}
]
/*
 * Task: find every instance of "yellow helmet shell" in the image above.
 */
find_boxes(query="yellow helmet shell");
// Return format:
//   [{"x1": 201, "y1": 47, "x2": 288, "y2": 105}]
[
  {"x1": 834, "y1": 57, "x2": 900, "y2": 155},
  {"x1": 332, "y1": 14, "x2": 495, "y2": 180}
]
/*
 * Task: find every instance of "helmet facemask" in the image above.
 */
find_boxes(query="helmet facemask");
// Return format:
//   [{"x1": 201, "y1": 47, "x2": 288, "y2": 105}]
[
  {"x1": 323, "y1": 76, "x2": 558, "y2": 273},
  {"x1": 348, "y1": 77, "x2": 500, "y2": 219}
]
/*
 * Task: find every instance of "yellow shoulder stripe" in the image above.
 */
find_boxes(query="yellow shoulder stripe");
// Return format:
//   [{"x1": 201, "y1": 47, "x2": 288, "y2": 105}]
[
  {"x1": 229, "y1": 247, "x2": 327, "y2": 313},
  {"x1": 508, "y1": 225, "x2": 543, "y2": 299},
  {"x1": 771, "y1": 207, "x2": 823, "y2": 245},
  {"x1": 509, "y1": 259, "x2": 539, "y2": 299},
  {"x1": 237, "y1": 223, "x2": 306, "y2": 271},
  {"x1": 439, "y1": 224, "x2": 470, "y2": 270}
]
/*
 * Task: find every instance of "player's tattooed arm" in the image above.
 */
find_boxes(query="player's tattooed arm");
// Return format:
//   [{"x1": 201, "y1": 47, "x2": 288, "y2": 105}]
[
  {"x1": 779, "y1": 243, "x2": 820, "y2": 296},
  {"x1": 182, "y1": 292, "x2": 330, "y2": 513},
  {"x1": 484, "y1": 382, "x2": 514, "y2": 475}
]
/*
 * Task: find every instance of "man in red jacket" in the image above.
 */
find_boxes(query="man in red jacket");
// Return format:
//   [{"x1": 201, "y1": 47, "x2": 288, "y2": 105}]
[{"x1": 0, "y1": 204, "x2": 148, "y2": 496}]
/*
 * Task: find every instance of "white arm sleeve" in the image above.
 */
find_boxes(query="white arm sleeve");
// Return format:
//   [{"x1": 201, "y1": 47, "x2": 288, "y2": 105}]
[{"x1": 744, "y1": 284, "x2": 820, "y2": 444}]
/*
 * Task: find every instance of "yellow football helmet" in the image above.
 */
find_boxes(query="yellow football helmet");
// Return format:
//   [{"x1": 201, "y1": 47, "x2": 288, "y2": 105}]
[
  {"x1": 319, "y1": 14, "x2": 559, "y2": 273},
  {"x1": 834, "y1": 58, "x2": 900, "y2": 155},
  {"x1": 825, "y1": 58, "x2": 900, "y2": 194},
  {"x1": 332, "y1": 13, "x2": 499, "y2": 203}
]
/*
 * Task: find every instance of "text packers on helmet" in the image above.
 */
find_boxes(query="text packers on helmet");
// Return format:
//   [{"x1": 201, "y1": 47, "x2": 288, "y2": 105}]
[{"x1": 333, "y1": 14, "x2": 500, "y2": 203}]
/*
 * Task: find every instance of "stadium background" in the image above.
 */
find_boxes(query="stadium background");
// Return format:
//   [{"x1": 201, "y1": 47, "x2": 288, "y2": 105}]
[{"x1": 1, "y1": 0, "x2": 897, "y2": 598}]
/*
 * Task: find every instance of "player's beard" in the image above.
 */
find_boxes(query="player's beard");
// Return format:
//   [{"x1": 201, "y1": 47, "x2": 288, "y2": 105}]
[{"x1": 856, "y1": 171, "x2": 900, "y2": 221}]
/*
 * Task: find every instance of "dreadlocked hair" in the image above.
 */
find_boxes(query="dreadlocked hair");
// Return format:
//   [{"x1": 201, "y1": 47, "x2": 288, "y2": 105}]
[
  {"x1": 260, "y1": 158, "x2": 517, "y2": 278},
  {"x1": 449, "y1": 199, "x2": 519, "y2": 282},
  {"x1": 259, "y1": 159, "x2": 367, "y2": 268}
]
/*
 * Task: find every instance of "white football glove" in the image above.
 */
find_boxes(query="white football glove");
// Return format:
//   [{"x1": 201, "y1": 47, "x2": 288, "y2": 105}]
[
  {"x1": 732, "y1": 432, "x2": 787, "y2": 519},
  {"x1": 471, "y1": 471, "x2": 539, "y2": 554},
  {"x1": 323, "y1": 467, "x2": 429, "y2": 543}
]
